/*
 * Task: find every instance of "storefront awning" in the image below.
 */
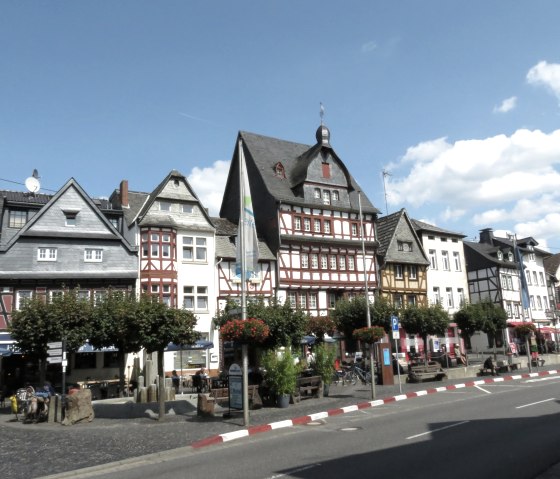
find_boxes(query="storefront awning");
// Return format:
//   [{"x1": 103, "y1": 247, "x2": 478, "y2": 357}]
[{"x1": 165, "y1": 340, "x2": 214, "y2": 351}]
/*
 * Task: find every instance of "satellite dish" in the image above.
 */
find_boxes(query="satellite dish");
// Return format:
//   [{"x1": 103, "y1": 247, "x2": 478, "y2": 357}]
[{"x1": 25, "y1": 175, "x2": 40, "y2": 193}]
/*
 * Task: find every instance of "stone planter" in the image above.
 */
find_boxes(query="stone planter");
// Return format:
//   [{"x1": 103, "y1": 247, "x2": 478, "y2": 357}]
[{"x1": 276, "y1": 393, "x2": 290, "y2": 408}]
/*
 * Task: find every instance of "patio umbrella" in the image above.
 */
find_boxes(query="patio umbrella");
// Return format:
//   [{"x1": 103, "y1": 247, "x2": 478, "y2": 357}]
[{"x1": 165, "y1": 340, "x2": 214, "y2": 351}]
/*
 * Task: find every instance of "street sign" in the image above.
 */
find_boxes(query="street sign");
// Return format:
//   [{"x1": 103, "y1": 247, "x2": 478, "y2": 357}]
[
  {"x1": 46, "y1": 356, "x2": 62, "y2": 364},
  {"x1": 47, "y1": 348, "x2": 62, "y2": 356},
  {"x1": 391, "y1": 315, "x2": 399, "y2": 339},
  {"x1": 47, "y1": 341, "x2": 63, "y2": 349}
]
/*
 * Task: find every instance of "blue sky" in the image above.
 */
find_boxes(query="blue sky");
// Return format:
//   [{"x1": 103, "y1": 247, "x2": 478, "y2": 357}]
[{"x1": 2, "y1": 2, "x2": 560, "y2": 249}]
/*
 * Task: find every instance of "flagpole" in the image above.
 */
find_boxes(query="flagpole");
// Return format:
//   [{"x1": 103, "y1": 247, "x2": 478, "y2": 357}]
[
  {"x1": 358, "y1": 192, "x2": 376, "y2": 400},
  {"x1": 239, "y1": 139, "x2": 250, "y2": 426}
]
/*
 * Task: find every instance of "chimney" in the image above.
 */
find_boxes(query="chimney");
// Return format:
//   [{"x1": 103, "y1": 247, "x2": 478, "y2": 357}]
[
  {"x1": 120, "y1": 180, "x2": 129, "y2": 208},
  {"x1": 479, "y1": 228, "x2": 494, "y2": 245}
]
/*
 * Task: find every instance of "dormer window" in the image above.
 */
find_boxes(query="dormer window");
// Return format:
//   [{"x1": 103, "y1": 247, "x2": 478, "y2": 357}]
[
  {"x1": 322, "y1": 162, "x2": 331, "y2": 179},
  {"x1": 508, "y1": 252, "x2": 514, "y2": 261},
  {"x1": 159, "y1": 201, "x2": 171, "y2": 211},
  {"x1": 63, "y1": 210, "x2": 79, "y2": 227},
  {"x1": 314, "y1": 188, "x2": 321, "y2": 199},
  {"x1": 9, "y1": 210, "x2": 27, "y2": 228},
  {"x1": 322, "y1": 190, "x2": 331, "y2": 205},
  {"x1": 398, "y1": 241, "x2": 413, "y2": 252},
  {"x1": 274, "y1": 162, "x2": 286, "y2": 179},
  {"x1": 497, "y1": 250, "x2": 503, "y2": 260},
  {"x1": 332, "y1": 190, "x2": 339, "y2": 201}
]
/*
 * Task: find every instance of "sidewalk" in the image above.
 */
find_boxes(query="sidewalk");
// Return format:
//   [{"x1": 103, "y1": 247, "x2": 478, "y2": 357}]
[{"x1": 2, "y1": 363, "x2": 560, "y2": 479}]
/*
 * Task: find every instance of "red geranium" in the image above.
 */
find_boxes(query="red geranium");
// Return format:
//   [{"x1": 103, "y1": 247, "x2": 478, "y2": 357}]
[{"x1": 220, "y1": 318, "x2": 270, "y2": 343}]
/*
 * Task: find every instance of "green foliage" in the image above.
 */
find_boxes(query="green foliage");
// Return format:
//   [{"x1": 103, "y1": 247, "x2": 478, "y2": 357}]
[
  {"x1": 476, "y1": 298, "x2": 508, "y2": 334},
  {"x1": 400, "y1": 304, "x2": 449, "y2": 340},
  {"x1": 311, "y1": 343, "x2": 336, "y2": 385},
  {"x1": 453, "y1": 302, "x2": 483, "y2": 339},
  {"x1": 215, "y1": 297, "x2": 309, "y2": 350},
  {"x1": 261, "y1": 349, "x2": 298, "y2": 395},
  {"x1": 306, "y1": 316, "x2": 337, "y2": 341},
  {"x1": 333, "y1": 295, "x2": 396, "y2": 342}
]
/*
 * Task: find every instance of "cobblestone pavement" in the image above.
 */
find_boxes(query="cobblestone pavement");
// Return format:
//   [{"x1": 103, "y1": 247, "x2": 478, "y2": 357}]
[{"x1": 2, "y1": 366, "x2": 559, "y2": 479}]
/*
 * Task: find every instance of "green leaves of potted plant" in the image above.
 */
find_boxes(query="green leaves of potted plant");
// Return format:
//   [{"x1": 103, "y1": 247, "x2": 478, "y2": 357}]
[
  {"x1": 262, "y1": 349, "x2": 297, "y2": 408},
  {"x1": 311, "y1": 343, "x2": 336, "y2": 396}
]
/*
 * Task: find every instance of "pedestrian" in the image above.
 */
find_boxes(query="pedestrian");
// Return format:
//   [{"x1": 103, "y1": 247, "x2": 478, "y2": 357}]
[
  {"x1": 483, "y1": 356, "x2": 499, "y2": 376},
  {"x1": 171, "y1": 370, "x2": 180, "y2": 393}
]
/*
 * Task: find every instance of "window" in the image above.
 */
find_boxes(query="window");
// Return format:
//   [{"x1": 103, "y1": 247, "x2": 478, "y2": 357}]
[
  {"x1": 84, "y1": 249, "x2": 103, "y2": 262},
  {"x1": 38, "y1": 247, "x2": 57, "y2": 261},
  {"x1": 310, "y1": 254, "x2": 319, "y2": 269},
  {"x1": 506, "y1": 302, "x2": 512, "y2": 317},
  {"x1": 407, "y1": 295, "x2": 416, "y2": 306},
  {"x1": 453, "y1": 252, "x2": 461, "y2": 271},
  {"x1": 409, "y1": 265, "x2": 417, "y2": 279},
  {"x1": 329, "y1": 255, "x2": 337, "y2": 270},
  {"x1": 301, "y1": 253, "x2": 309, "y2": 268},
  {"x1": 304, "y1": 218, "x2": 311, "y2": 232},
  {"x1": 314, "y1": 188, "x2": 321, "y2": 199},
  {"x1": 77, "y1": 290, "x2": 90, "y2": 301},
  {"x1": 532, "y1": 271, "x2": 538, "y2": 285},
  {"x1": 508, "y1": 252, "x2": 514, "y2": 261},
  {"x1": 197, "y1": 287, "x2": 208, "y2": 310},
  {"x1": 162, "y1": 244, "x2": 170, "y2": 258},
  {"x1": 351, "y1": 223, "x2": 358, "y2": 236},
  {"x1": 94, "y1": 290, "x2": 107, "y2": 304},
  {"x1": 429, "y1": 250, "x2": 437, "y2": 269},
  {"x1": 141, "y1": 234, "x2": 149, "y2": 257},
  {"x1": 309, "y1": 293, "x2": 317, "y2": 309},
  {"x1": 446, "y1": 287, "x2": 453, "y2": 308},
  {"x1": 507, "y1": 275, "x2": 513, "y2": 290},
  {"x1": 397, "y1": 241, "x2": 412, "y2": 252},
  {"x1": 159, "y1": 201, "x2": 171, "y2": 211},
  {"x1": 441, "y1": 251, "x2": 450, "y2": 271},
  {"x1": 324, "y1": 220, "x2": 331, "y2": 234},
  {"x1": 328, "y1": 293, "x2": 337, "y2": 308},
  {"x1": 348, "y1": 256, "x2": 355, "y2": 270},
  {"x1": 298, "y1": 294, "x2": 307, "y2": 308},
  {"x1": 183, "y1": 287, "x2": 194, "y2": 309},
  {"x1": 65, "y1": 212, "x2": 77, "y2": 226},
  {"x1": 497, "y1": 250, "x2": 503, "y2": 260},
  {"x1": 332, "y1": 190, "x2": 339, "y2": 201},
  {"x1": 314, "y1": 219, "x2": 321, "y2": 233},
  {"x1": 9, "y1": 210, "x2": 27, "y2": 228},
  {"x1": 539, "y1": 272, "x2": 545, "y2": 286},
  {"x1": 109, "y1": 217, "x2": 119, "y2": 229},
  {"x1": 526, "y1": 271, "x2": 532, "y2": 285},
  {"x1": 294, "y1": 217, "x2": 302, "y2": 231},
  {"x1": 394, "y1": 294, "x2": 403, "y2": 309},
  {"x1": 537, "y1": 296, "x2": 543, "y2": 310},
  {"x1": 339, "y1": 256, "x2": 346, "y2": 270},
  {"x1": 530, "y1": 295, "x2": 535, "y2": 309},
  {"x1": 544, "y1": 296, "x2": 549, "y2": 310},
  {"x1": 182, "y1": 236, "x2": 207, "y2": 262},
  {"x1": 500, "y1": 274, "x2": 508, "y2": 290},
  {"x1": 288, "y1": 292, "x2": 297, "y2": 308},
  {"x1": 433, "y1": 287, "x2": 441, "y2": 305},
  {"x1": 182, "y1": 204, "x2": 194, "y2": 214},
  {"x1": 151, "y1": 284, "x2": 159, "y2": 294},
  {"x1": 16, "y1": 290, "x2": 32, "y2": 309},
  {"x1": 321, "y1": 254, "x2": 328, "y2": 269},
  {"x1": 395, "y1": 264, "x2": 403, "y2": 279},
  {"x1": 514, "y1": 304, "x2": 520, "y2": 318},
  {"x1": 322, "y1": 190, "x2": 331, "y2": 205}
]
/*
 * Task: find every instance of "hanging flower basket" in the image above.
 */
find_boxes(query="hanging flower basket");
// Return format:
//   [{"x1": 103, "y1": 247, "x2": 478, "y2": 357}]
[
  {"x1": 353, "y1": 326, "x2": 385, "y2": 344},
  {"x1": 220, "y1": 318, "x2": 270, "y2": 343}
]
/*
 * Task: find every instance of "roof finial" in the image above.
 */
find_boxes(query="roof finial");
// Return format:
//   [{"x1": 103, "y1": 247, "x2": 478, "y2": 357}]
[{"x1": 320, "y1": 102, "x2": 325, "y2": 125}]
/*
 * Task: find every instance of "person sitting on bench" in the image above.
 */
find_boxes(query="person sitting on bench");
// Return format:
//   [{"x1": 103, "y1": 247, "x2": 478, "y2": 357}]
[{"x1": 483, "y1": 356, "x2": 499, "y2": 376}]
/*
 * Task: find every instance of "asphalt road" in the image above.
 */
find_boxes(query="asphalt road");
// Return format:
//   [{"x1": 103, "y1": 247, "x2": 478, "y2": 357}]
[{"x1": 20, "y1": 370, "x2": 560, "y2": 479}]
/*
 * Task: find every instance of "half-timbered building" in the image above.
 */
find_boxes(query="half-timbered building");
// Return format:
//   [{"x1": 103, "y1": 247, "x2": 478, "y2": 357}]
[
  {"x1": 111, "y1": 171, "x2": 220, "y2": 373},
  {"x1": 376, "y1": 209, "x2": 429, "y2": 308},
  {"x1": 219, "y1": 124, "x2": 380, "y2": 323}
]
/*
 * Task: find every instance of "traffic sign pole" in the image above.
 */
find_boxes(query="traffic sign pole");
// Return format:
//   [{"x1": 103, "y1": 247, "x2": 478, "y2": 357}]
[{"x1": 391, "y1": 315, "x2": 402, "y2": 394}]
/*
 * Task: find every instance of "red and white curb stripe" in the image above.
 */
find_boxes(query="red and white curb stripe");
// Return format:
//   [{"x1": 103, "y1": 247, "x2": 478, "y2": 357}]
[{"x1": 191, "y1": 369, "x2": 560, "y2": 449}]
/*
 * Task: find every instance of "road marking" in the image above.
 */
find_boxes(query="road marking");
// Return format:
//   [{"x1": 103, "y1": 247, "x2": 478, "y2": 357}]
[
  {"x1": 525, "y1": 376, "x2": 560, "y2": 383},
  {"x1": 266, "y1": 463, "x2": 320, "y2": 478},
  {"x1": 516, "y1": 398, "x2": 556, "y2": 409},
  {"x1": 406, "y1": 420, "x2": 469, "y2": 440},
  {"x1": 475, "y1": 385, "x2": 492, "y2": 394}
]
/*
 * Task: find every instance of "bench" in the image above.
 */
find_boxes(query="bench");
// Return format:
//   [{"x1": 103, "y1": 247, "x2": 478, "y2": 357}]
[
  {"x1": 295, "y1": 375, "x2": 322, "y2": 400},
  {"x1": 210, "y1": 384, "x2": 262, "y2": 409},
  {"x1": 531, "y1": 358, "x2": 545, "y2": 367},
  {"x1": 497, "y1": 362, "x2": 521, "y2": 373},
  {"x1": 479, "y1": 367, "x2": 496, "y2": 376},
  {"x1": 407, "y1": 363, "x2": 447, "y2": 383}
]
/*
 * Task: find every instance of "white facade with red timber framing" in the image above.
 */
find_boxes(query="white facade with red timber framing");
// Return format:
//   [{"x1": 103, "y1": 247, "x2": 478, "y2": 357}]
[{"x1": 219, "y1": 124, "x2": 380, "y2": 321}]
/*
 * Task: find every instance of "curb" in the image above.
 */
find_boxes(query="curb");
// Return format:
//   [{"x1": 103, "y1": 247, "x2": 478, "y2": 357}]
[{"x1": 191, "y1": 369, "x2": 560, "y2": 449}]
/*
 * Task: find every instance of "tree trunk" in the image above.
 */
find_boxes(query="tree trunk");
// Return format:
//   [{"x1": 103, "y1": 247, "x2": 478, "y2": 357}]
[
  {"x1": 158, "y1": 350, "x2": 165, "y2": 420},
  {"x1": 423, "y1": 334, "x2": 429, "y2": 366},
  {"x1": 117, "y1": 351, "x2": 126, "y2": 398}
]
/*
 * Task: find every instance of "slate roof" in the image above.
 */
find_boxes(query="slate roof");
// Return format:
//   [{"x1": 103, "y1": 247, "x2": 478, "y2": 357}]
[
  {"x1": 411, "y1": 218, "x2": 466, "y2": 238},
  {"x1": 544, "y1": 253, "x2": 560, "y2": 277},
  {"x1": 463, "y1": 240, "x2": 519, "y2": 269},
  {"x1": 212, "y1": 217, "x2": 275, "y2": 261},
  {"x1": 238, "y1": 129, "x2": 380, "y2": 214},
  {"x1": 376, "y1": 210, "x2": 402, "y2": 257}
]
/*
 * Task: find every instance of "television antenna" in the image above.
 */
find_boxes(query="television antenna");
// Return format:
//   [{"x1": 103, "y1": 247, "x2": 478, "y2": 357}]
[{"x1": 382, "y1": 169, "x2": 391, "y2": 215}]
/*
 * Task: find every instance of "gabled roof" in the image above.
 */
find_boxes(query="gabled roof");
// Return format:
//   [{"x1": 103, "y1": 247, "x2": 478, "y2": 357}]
[
  {"x1": 376, "y1": 208, "x2": 429, "y2": 264},
  {"x1": 230, "y1": 128, "x2": 379, "y2": 214},
  {"x1": 212, "y1": 217, "x2": 275, "y2": 261},
  {"x1": 544, "y1": 253, "x2": 560, "y2": 277},
  {"x1": 411, "y1": 218, "x2": 466, "y2": 238},
  {"x1": 463, "y1": 240, "x2": 519, "y2": 270},
  {"x1": 1, "y1": 178, "x2": 135, "y2": 253},
  {"x1": 132, "y1": 170, "x2": 215, "y2": 228}
]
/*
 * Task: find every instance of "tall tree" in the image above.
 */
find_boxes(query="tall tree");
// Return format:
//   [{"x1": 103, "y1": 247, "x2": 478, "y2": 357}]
[
  {"x1": 453, "y1": 302, "x2": 483, "y2": 345},
  {"x1": 9, "y1": 288, "x2": 92, "y2": 385},
  {"x1": 89, "y1": 289, "x2": 143, "y2": 397},
  {"x1": 477, "y1": 298, "x2": 508, "y2": 355},
  {"x1": 136, "y1": 294, "x2": 198, "y2": 419},
  {"x1": 400, "y1": 304, "x2": 449, "y2": 366}
]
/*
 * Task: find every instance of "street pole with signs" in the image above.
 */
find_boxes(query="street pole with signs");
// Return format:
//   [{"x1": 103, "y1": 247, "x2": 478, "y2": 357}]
[
  {"x1": 391, "y1": 315, "x2": 402, "y2": 394},
  {"x1": 47, "y1": 340, "x2": 66, "y2": 402}
]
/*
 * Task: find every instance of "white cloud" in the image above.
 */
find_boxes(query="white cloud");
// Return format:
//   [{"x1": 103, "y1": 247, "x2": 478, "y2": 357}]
[
  {"x1": 387, "y1": 128, "x2": 560, "y2": 244},
  {"x1": 361, "y1": 41, "x2": 377, "y2": 53},
  {"x1": 527, "y1": 61, "x2": 560, "y2": 101},
  {"x1": 493, "y1": 96, "x2": 517, "y2": 113},
  {"x1": 187, "y1": 160, "x2": 230, "y2": 216}
]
